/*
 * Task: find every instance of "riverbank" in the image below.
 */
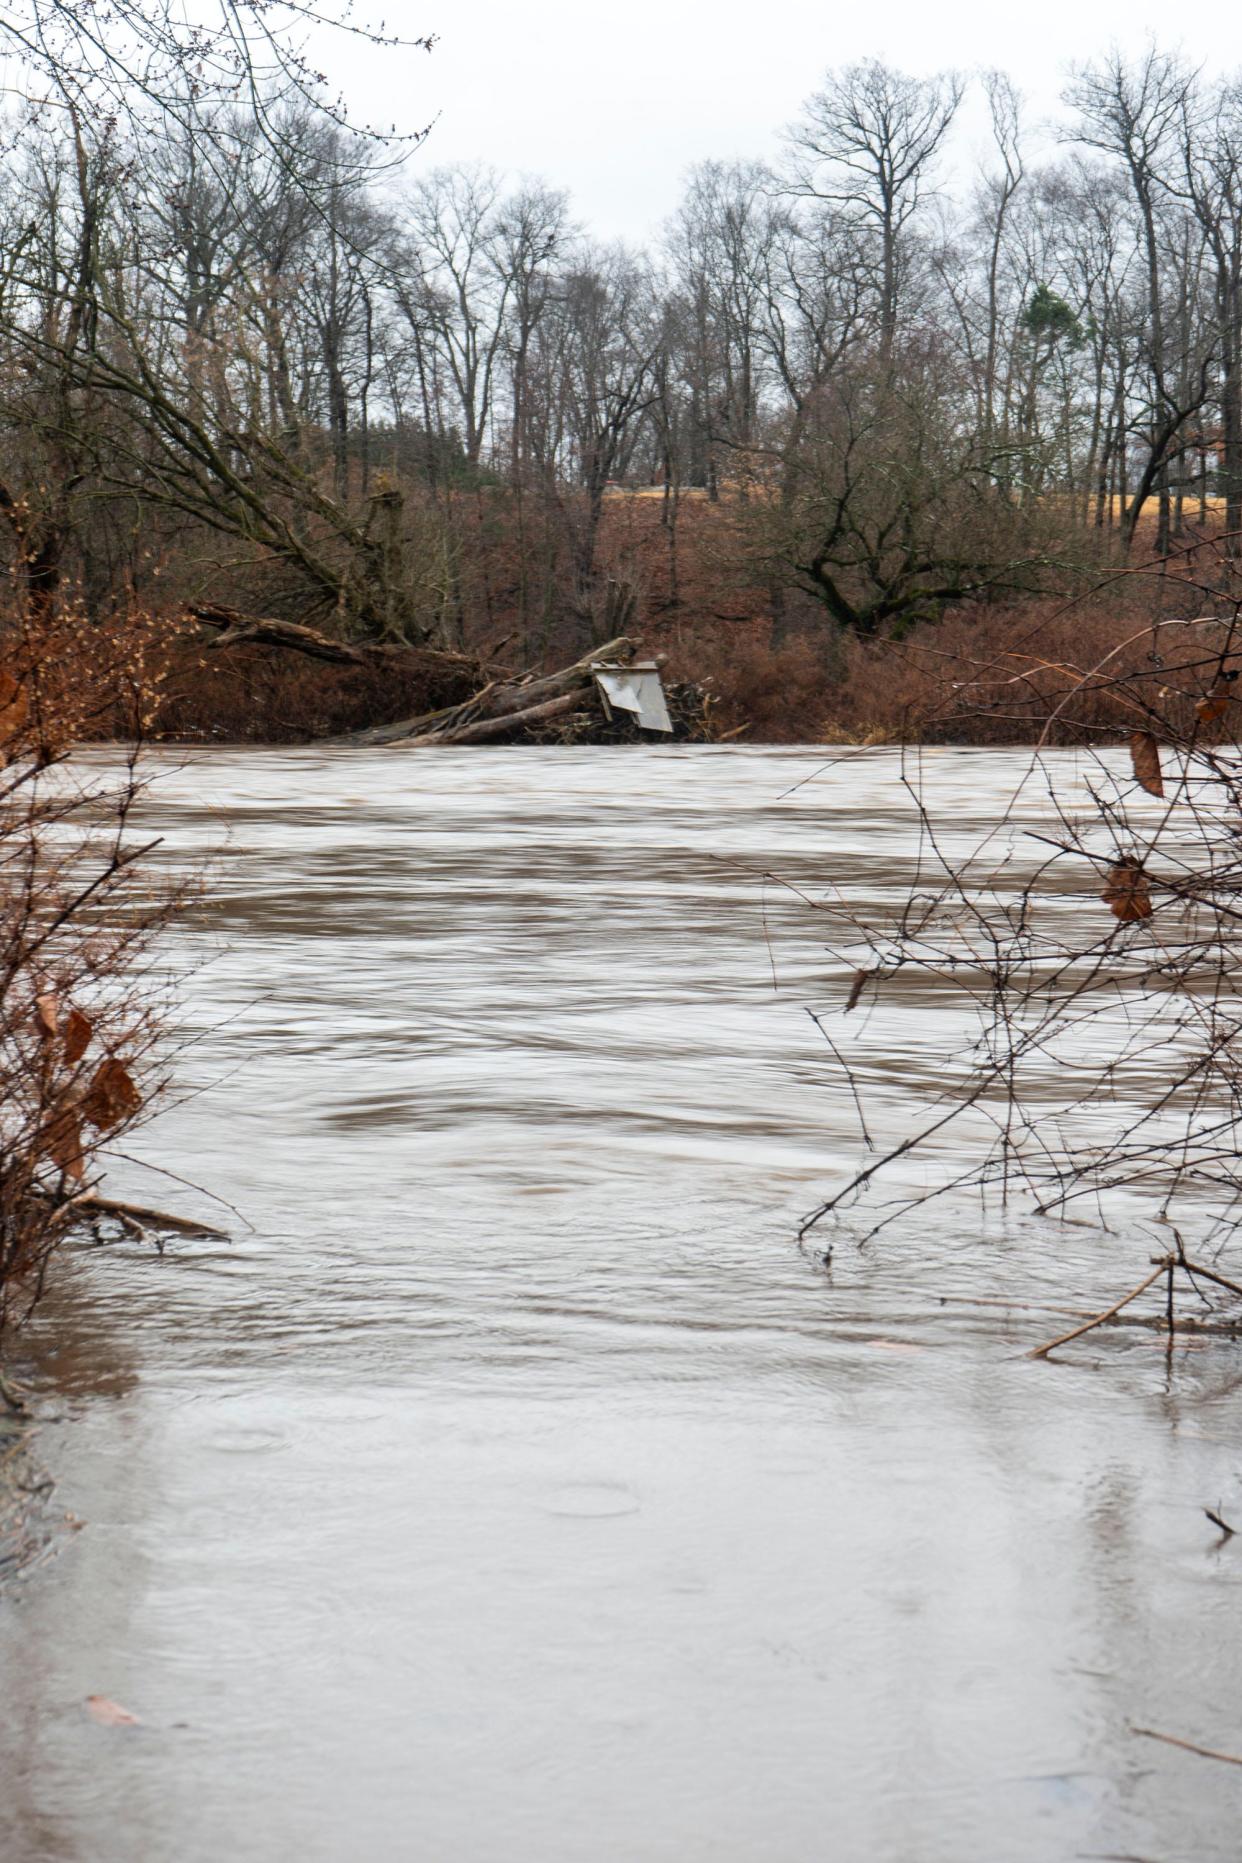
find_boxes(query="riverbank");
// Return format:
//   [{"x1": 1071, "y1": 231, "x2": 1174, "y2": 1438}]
[
  {"x1": 109, "y1": 578, "x2": 1242, "y2": 749},
  {"x1": 0, "y1": 1381, "x2": 59, "y2": 1585}
]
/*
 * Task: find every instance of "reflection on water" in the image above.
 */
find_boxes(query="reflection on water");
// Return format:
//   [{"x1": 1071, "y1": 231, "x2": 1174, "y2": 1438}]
[{"x1": 1, "y1": 745, "x2": 1240, "y2": 1862}]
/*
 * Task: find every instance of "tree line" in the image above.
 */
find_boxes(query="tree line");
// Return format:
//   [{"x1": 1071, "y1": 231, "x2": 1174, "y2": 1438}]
[{"x1": 3, "y1": 44, "x2": 1242, "y2": 659}]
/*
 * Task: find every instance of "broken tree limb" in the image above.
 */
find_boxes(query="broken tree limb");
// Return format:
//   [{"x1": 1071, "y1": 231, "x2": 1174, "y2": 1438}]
[
  {"x1": 186, "y1": 604, "x2": 488, "y2": 679},
  {"x1": 189, "y1": 604, "x2": 371, "y2": 665},
  {"x1": 349, "y1": 680, "x2": 504, "y2": 746},
  {"x1": 1177, "y1": 1257, "x2": 1242, "y2": 1302},
  {"x1": 488, "y1": 654, "x2": 631, "y2": 717},
  {"x1": 42, "y1": 1187, "x2": 228, "y2": 1240},
  {"x1": 1027, "y1": 1263, "x2": 1166, "y2": 1359},
  {"x1": 80, "y1": 1195, "x2": 229, "y2": 1238},
  {"x1": 1132, "y1": 1726, "x2": 1242, "y2": 1767}
]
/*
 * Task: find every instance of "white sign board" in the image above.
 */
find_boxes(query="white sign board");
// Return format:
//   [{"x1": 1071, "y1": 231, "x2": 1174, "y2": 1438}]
[{"x1": 592, "y1": 663, "x2": 673, "y2": 734}]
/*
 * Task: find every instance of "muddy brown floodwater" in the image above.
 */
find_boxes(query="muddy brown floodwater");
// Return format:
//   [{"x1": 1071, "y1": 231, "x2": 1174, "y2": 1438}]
[{"x1": 2, "y1": 745, "x2": 1241, "y2": 1862}]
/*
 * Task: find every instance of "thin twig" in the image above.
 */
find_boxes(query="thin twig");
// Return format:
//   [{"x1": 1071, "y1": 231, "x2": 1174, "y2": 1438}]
[
  {"x1": 1179, "y1": 1258, "x2": 1242, "y2": 1302},
  {"x1": 1131, "y1": 1725, "x2": 1242, "y2": 1767},
  {"x1": 1028, "y1": 1264, "x2": 1167, "y2": 1360}
]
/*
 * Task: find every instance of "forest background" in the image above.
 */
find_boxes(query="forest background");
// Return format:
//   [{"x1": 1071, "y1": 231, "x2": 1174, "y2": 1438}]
[{"x1": 3, "y1": 36, "x2": 1242, "y2": 743}]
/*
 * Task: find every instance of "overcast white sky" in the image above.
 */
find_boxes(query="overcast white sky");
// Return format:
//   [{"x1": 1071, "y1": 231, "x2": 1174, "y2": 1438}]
[{"x1": 334, "y1": 0, "x2": 1237, "y2": 241}]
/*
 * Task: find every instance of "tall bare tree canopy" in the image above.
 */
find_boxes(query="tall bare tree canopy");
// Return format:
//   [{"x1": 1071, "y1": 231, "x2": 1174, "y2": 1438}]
[
  {"x1": 787, "y1": 60, "x2": 964, "y2": 353},
  {"x1": 1, "y1": 44, "x2": 1242, "y2": 667}
]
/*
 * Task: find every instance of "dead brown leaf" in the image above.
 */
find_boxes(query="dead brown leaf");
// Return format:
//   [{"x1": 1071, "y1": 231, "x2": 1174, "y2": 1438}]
[
  {"x1": 1129, "y1": 730, "x2": 1164, "y2": 798},
  {"x1": 33, "y1": 991, "x2": 58, "y2": 1041},
  {"x1": 85, "y1": 1695, "x2": 141, "y2": 1727},
  {"x1": 62, "y1": 1007, "x2": 93, "y2": 1066},
  {"x1": 844, "y1": 968, "x2": 869, "y2": 1013},
  {"x1": 81, "y1": 1057, "x2": 141, "y2": 1132},
  {"x1": 44, "y1": 1104, "x2": 84, "y2": 1182},
  {"x1": 1102, "y1": 859, "x2": 1153, "y2": 923},
  {"x1": 1197, "y1": 685, "x2": 1235, "y2": 725},
  {"x1": 0, "y1": 669, "x2": 29, "y2": 749}
]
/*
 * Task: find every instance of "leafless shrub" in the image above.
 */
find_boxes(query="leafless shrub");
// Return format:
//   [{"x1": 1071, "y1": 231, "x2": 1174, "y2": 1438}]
[
  {"x1": 682, "y1": 634, "x2": 836, "y2": 742},
  {"x1": 806, "y1": 538, "x2": 1242, "y2": 1297},
  {"x1": 0, "y1": 600, "x2": 180, "y2": 1332}
]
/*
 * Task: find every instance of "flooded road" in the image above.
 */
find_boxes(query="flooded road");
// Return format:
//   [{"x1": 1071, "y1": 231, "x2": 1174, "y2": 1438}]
[{"x1": 2, "y1": 745, "x2": 1241, "y2": 1861}]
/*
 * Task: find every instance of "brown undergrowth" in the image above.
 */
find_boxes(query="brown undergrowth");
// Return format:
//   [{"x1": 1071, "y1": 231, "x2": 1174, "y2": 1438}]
[
  {"x1": 96, "y1": 619, "x2": 479, "y2": 743},
  {"x1": 659, "y1": 600, "x2": 1242, "y2": 748},
  {"x1": 51, "y1": 515, "x2": 1242, "y2": 748},
  {"x1": 0, "y1": 600, "x2": 196, "y2": 1335},
  {"x1": 823, "y1": 603, "x2": 1238, "y2": 745},
  {"x1": 128, "y1": 598, "x2": 1242, "y2": 748}
]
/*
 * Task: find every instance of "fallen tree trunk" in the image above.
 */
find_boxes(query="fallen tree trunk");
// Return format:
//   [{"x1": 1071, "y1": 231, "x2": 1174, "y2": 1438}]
[{"x1": 409, "y1": 691, "x2": 585, "y2": 746}]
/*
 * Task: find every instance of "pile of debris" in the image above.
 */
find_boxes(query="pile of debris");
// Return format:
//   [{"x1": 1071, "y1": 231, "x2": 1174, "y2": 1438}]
[
  {"x1": 188, "y1": 606, "x2": 719, "y2": 746},
  {"x1": 522, "y1": 673, "x2": 718, "y2": 745},
  {"x1": 349, "y1": 636, "x2": 715, "y2": 747}
]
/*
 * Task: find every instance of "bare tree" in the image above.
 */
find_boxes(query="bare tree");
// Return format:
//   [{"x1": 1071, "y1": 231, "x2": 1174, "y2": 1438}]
[
  {"x1": 978, "y1": 71, "x2": 1026, "y2": 451},
  {"x1": 536, "y1": 246, "x2": 663, "y2": 633},
  {"x1": 1182, "y1": 76, "x2": 1242, "y2": 550},
  {"x1": 667, "y1": 161, "x2": 774, "y2": 495},
  {"x1": 1066, "y1": 50, "x2": 1204, "y2": 552},
  {"x1": 396, "y1": 167, "x2": 512, "y2": 471},
  {"x1": 786, "y1": 59, "x2": 964, "y2": 358}
]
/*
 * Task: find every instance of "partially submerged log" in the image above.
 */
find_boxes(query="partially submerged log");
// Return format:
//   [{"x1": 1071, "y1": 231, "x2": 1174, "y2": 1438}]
[
  {"x1": 346, "y1": 636, "x2": 640, "y2": 746},
  {"x1": 402, "y1": 691, "x2": 584, "y2": 746}
]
